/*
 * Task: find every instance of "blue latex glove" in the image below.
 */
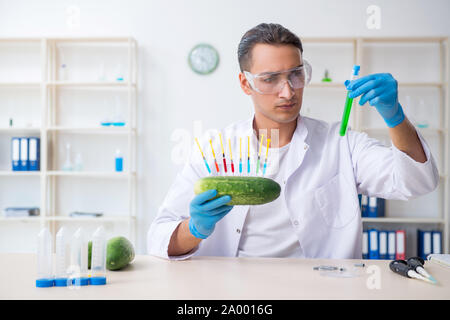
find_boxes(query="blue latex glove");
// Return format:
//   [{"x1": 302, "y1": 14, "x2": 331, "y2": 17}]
[
  {"x1": 345, "y1": 73, "x2": 405, "y2": 128},
  {"x1": 189, "y1": 189, "x2": 234, "y2": 239}
]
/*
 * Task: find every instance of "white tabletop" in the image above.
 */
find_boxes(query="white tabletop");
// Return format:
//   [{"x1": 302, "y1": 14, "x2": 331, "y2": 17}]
[{"x1": 1, "y1": 253, "x2": 449, "y2": 300}]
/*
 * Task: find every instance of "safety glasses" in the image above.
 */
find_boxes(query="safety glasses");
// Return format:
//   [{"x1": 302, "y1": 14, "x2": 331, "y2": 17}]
[{"x1": 244, "y1": 60, "x2": 312, "y2": 94}]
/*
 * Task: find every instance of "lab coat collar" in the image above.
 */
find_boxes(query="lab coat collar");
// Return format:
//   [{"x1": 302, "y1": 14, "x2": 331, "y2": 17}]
[{"x1": 244, "y1": 113, "x2": 309, "y2": 181}]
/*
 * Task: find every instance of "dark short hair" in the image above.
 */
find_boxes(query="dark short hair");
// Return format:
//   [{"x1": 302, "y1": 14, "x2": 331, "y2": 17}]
[{"x1": 238, "y1": 23, "x2": 303, "y2": 72}]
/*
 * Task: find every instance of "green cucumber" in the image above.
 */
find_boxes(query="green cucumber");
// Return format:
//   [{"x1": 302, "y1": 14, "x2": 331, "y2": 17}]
[
  {"x1": 194, "y1": 176, "x2": 281, "y2": 205},
  {"x1": 88, "y1": 236, "x2": 135, "y2": 271}
]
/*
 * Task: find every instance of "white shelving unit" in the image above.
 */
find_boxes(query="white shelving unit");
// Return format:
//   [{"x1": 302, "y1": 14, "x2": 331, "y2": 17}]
[
  {"x1": 302, "y1": 37, "x2": 449, "y2": 256},
  {"x1": 0, "y1": 37, "x2": 138, "y2": 250}
]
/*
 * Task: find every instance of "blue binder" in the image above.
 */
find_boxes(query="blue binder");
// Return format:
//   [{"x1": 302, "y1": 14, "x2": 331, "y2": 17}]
[
  {"x1": 28, "y1": 137, "x2": 40, "y2": 171},
  {"x1": 387, "y1": 231, "x2": 396, "y2": 260},
  {"x1": 362, "y1": 230, "x2": 369, "y2": 259},
  {"x1": 11, "y1": 137, "x2": 21, "y2": 171},
  {"x1": 432, "y1": 231, "x2": 442, "y2": 254},
  {"x1": 377, "y1": 198, "x2": 385, "y2": 217},
  {"x1": 379, "y1": 231, "x2": 388, "y2": 259},
  {"x1": 417, "y1": 230, "x2": 432, "y2": 260},
  {"x1": 367, "y1": 197, "x2": 377, "y2": 218},
  {"x1": 367, "y1": 197, "x2": 386, "y2": 217},
  {"x1": 361, "y1": 195, "x2": 368, "y2": 217},
  {"x1": 19, "y1": 137, "x2": 29, "y2": 171},
  {"x1": 368, "y1": 229, "x2": 379, "y2": 259}
]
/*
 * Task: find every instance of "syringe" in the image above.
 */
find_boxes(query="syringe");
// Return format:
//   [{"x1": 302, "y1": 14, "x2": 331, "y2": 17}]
[
  {"x1": 90, "y1": 226, "x2": 107, "y2": 285},
  {"x1": 339, "y1": 65, "x2": 360, "y2": 136},
  {"x1": 36, "y1": 227, "x2": 54, "y2": 287}
]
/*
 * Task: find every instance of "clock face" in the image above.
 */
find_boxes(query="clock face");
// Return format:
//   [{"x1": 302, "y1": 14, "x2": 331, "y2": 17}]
[{"x1": 188, "y1": 44, "x2": 219, "y2": 75}]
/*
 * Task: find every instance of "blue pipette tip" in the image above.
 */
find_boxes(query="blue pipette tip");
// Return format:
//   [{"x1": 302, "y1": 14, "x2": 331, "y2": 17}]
[
  {"x1": 352, "y1": 65, "x2": 360, "y2": 76},
  {"x1": 90, "y1": 276, "x2": 107, "y2": 285},
  {"x1": 36, "y1": 278, "x2": 54, "y2": 288}
]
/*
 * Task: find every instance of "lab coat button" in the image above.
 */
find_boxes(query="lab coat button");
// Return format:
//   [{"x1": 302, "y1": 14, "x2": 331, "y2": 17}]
[
  {"x1": 304, "y1": 145, "x2": 308, "y2": 150},
  {"x1": 293, "y1": 220, "x2": 299, "y2": 226},
  {"x1": 236, "y1": 229, "x2": 241, "y2": 234}
]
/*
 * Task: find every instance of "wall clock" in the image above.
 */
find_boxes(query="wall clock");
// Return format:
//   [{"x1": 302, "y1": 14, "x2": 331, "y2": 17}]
[{"x1": 188, "y1": 43, "x2": 219, "y2": 75}]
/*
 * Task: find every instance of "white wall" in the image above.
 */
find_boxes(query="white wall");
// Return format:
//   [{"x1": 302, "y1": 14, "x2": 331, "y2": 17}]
[{"x1": 0, "y1": 0, "x2": 449, "y2": 253}]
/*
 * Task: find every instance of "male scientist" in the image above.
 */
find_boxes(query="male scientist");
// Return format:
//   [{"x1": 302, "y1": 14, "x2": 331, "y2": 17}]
[{"x1": 147, "y1": 23, "x2": 439, "y2": 260}]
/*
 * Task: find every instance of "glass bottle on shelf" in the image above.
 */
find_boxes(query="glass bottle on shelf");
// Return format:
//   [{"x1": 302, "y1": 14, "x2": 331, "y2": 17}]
[
  {"x1": 416, "y1": 99, "x2": 429, "y2": 129},
  {"x1": 112, "y1": 96, "x2": 125, "y2": 126},
  {"x1": 62, "y1": 143, "x2": 74, "y2": 171}
]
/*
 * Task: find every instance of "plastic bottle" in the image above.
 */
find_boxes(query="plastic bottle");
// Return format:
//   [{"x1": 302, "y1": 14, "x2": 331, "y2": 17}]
[
  {"x1": 68, "y1": 227, "x2": 89, "y2": 286},
  {"x1": 115, "y1": 149, "x2": 123, "y2": 172},
  {"x1": 54, "y1": 227, "x2": 70, "y2": 286},
  {"x1": 36, "y1": 227, "x2": 54, "y2": 287},
  {"x1": 90, "y1": 226, "x2": 107, "y2": 285}
]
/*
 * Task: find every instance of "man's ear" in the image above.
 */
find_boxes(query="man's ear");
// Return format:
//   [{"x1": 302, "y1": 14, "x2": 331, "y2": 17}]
[{"x1": 239, "y1": 72, "x2": 252, "y2": 96}]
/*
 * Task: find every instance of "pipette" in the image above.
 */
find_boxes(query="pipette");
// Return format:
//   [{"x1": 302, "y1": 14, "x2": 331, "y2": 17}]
[
  {"x1": 195, "y1": 138, "x2": 211, "y2": 174},
  {"x1": 247, "y1": 136, "x2": 250, "y2": 175},
  {"x1": 239, "y1": 137, "x2": 243, "y2": 174},
  {"x1": 407, "y1": 257, "x2": 437, "y2": 284},
  {"x1": 263, "y1": 139, "x2": 271, "y2": 176},
  {"x1": 218, "y1": 133, "x2": 227, "y2": 173},
  {"x1": 339, "y1": 65, "x2": 360, "y2": 136},
  {"x1": 209, "y1": 139, "x2": 220, "y2": 173},
  {"x1": 256, "y1": 134, "x2": 264, "y2": 175},
  {"x1": 228, "y1": 139, "x2": 235, "y2": 174},
  {"x1": 389, "y1": 260, "x2": 436, "y2": 284}
]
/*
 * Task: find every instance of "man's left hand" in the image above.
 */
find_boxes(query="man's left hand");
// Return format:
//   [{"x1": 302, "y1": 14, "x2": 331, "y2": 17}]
[{"x1": 345, "y1": 73, "x2": 405, "y2": 128}]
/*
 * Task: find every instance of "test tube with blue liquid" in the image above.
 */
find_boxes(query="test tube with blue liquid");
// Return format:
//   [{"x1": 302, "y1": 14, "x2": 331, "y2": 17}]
[
  {"x1": 36, "y1": 228, "x2": 54, "y2": 288},
  {"x1": 340, "y1": 65, "x2": 360, "y2": 136}
]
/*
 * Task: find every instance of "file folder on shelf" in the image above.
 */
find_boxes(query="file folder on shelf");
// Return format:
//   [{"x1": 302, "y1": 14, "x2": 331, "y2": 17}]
[
  {"x1": 362, "y1": 230, "x2": 369, "y2": 259},
  {"x1": 379, "y1": 231, "x2": 388, "y2": 259},
  {"x1": 388, "y1": 231, "x2": 396, "y2": 260},
  {"x1": 28, "y1": 137, "x2": 40, "y2": 171},
  {"x1": 361, "y1": 195, "x2": 368, "y2": 217},
  {"x1": 367, "y1": 197, "x2": 385, "y2": 217},
  {"x1": 11, "y1": 137, "x2": 21, "y2": 171},
  {"x1": 19, "y1": 137, "x2": 29, "y2": 171},
  {"x1": 395, "y1": 230, "x2": 406, "y2": 260},
  {"x1": 432, "y1": 231, "x2": 442, "y2": 255},
  {"x1": 418, "y1": 230, "x2": 432, "y2": 260},
  {"x1": 368, "y1": 229, "x2": 379, "y2": 259}
]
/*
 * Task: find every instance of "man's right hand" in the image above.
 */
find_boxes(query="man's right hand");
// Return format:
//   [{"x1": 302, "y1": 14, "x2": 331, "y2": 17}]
[{"x1": 189, "y1": 189, "x2": 234, "y2": 239}]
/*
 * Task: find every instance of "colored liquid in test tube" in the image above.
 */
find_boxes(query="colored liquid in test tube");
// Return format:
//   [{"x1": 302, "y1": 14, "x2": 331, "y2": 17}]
[
  {"x1": 36, "y1": 227, "x2": 54, "y2": 287},
  {"x1": 339, "y1": 65, "x2": 360, "y2": 136},
  {"x1": 90, "y1": 226, "x2": 107, "y2": 285}
]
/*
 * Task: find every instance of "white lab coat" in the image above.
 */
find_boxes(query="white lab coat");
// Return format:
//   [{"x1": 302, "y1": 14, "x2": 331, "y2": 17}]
[{"x1": 147, "y1": 114, "x2": 439, "y2": 260}]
